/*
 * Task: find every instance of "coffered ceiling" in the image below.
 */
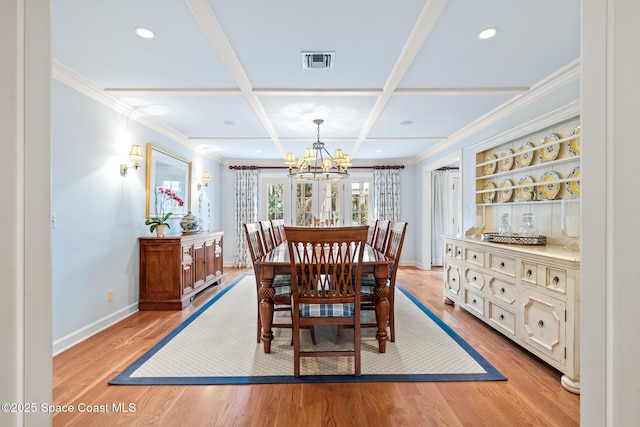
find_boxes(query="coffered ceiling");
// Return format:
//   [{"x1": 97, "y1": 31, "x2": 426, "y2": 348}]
[{"x1": 52, "y1": 0, "x2": 581, "y2": 163}]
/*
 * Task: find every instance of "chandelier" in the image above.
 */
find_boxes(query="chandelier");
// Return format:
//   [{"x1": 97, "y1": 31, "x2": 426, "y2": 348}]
[{"x1": 284, "y1": 119, "x2": 351, "y2": 181}]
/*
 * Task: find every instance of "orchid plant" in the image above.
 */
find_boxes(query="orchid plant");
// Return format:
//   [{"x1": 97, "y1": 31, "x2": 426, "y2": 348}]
[{"x1": 145, "y1": 186, "x2": 184, "y2": 233}]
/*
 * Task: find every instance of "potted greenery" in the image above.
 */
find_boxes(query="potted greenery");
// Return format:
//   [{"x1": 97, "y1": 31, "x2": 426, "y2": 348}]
[{"x1": 145, "y1": 187, "x2": 184, "y2": 236}]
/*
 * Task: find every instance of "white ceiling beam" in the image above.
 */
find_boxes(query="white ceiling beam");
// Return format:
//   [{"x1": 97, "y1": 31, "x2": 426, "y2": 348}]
[{"x1": 351, "y1": 0, "x2": 449, "y2": 157}]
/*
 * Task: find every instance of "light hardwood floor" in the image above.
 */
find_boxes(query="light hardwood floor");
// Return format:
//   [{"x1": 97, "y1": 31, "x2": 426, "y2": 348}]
[{"x1": 53, "y1": 267, "x2": 579, "y2": 426}]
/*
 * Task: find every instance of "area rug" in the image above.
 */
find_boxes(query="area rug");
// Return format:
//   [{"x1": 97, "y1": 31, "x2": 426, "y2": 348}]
[{"x1": 109, "y1": 274, "x2": 505, "y2": 385}]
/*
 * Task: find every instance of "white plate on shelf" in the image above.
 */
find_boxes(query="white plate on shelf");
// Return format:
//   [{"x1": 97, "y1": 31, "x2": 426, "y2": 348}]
[
  {"x1": 498, "y1": 149, "x2": 514, "y2": 172},
  {"x1": 498, "y1": 179, "x2": 513, "y2": 203},
  {"x1": 484, "y1": 154, "x2": 498, "y2": 175},
  {"x1": 482, "y1": 181, "x2": 496, "y2": 203},
  {"x1": 516, "y1": 142, "x2": 535, "y2": 168},
  {"x1": 538, "y1": 133, "x2": 561, "y2": 163},
  {"x1": 568, "y1": 125, "x2": 581, "y2": 156},
  {"x1": 517, "y1": 176, "x2": 535, "y2": 201},
  {"x1": 566, "y1": 166, "x2": 580, "y2": 198},
  {"x1": 538, "y1": 171, "x2": 561, "y2": 200}
]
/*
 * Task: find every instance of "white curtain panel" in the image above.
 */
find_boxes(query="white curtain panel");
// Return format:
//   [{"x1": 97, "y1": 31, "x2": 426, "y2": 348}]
[
  {"x1": 233, "y1": 169, "x2": 259, "y2": 268},
  {"x1": 373, "y1": 169, "x2": 400, "y2": 221},
  {"x1": 431, "y1": 170, "x2": 449, "y2": 266}
]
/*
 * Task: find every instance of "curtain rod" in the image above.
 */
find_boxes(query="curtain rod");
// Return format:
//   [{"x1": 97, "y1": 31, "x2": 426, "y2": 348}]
[{"x1": 228, "y1": 165, "x2": 405, "y2": 170}]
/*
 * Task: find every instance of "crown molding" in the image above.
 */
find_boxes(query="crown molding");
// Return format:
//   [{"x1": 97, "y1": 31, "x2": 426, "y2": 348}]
[
  {"x1": 413, "y1": 58, "x2": 581, "y2": 163},
  {"x1": 52, "y1": 60, "x2": 223, "y2": 163},
  {"x1": 469, "y1": 99, "x2": 580, "y2": 152}
]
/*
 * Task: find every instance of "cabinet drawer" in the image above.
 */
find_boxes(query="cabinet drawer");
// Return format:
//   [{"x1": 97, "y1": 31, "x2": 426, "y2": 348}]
[
  {"x1": 453, "y1": 245, "x2": 463, "y2": 260},
  {"x1": 488, "y1": 302, "x2": 515, "y2": 336},
  {"x1": 489, "y1": 277, "x2": 516, "y2": 305},
  {"x1": 445, "y1": 243, "x2": 456, "y2": 258},
  {"x1": 464, "y1": 248, "x2": 484, "y2": 267},
  {"x1": 545, "y1": 267, "x2": 567, "y2": 294},
  {"x1": 488, "y1": 253, "x2": 516, "y2": 277},
  {"x1": 464, "y1": 268, "x2": 485, "y2": 291},
  {"x1": 521, "y1": 262, "x2": 537, "y2": 284},
  {"x1": 464, "y1": 288, "x2": 484, "y2": 316}
]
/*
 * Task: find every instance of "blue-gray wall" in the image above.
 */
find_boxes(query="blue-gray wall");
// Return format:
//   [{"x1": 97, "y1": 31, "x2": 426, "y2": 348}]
[{"x1": 51, "y1": 81, "x2": 221, "y2": 352}]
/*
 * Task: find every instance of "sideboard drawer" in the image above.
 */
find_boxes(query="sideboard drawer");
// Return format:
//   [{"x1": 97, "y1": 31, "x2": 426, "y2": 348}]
[
  {"x1": 489, "y1": 277, "x2": 516, "y2": 305},
  {"x1": 464, "y1": 248, "x2": 484, "y2": 267},
  {"x1": 545, "y1": 267, "x2": 567, "y2": 294},
  {"x1": 464, "y1": 268, "x2": 485, "y2": 291},
  {"x1": 488, "y1": 302, "x2": 515, "y2": 336},
  {"x1": 488, "y1": 253, "x2": 516, "y2": 277},
  {"x1": 464, "y1": 288, "x2": 484, "y2": 316}
]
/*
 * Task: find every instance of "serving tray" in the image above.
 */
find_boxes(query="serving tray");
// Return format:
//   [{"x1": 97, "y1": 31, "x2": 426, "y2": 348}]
[{"x1": 482, "y1": 233, "x2": 547, "y2": 246}]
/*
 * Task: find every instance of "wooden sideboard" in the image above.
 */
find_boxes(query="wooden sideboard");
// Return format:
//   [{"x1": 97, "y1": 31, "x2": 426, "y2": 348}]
[
  {"x1": 443, "y1": 235, "x2": 580, "y2": 393},
  {"x1": 139, "y1": 231, "x2": 224, "y2": 310}
]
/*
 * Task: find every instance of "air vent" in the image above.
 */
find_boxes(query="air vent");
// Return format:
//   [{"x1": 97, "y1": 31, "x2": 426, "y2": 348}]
[{"x1": 301, "y1": 51, "x2": 335, "y2": 69}]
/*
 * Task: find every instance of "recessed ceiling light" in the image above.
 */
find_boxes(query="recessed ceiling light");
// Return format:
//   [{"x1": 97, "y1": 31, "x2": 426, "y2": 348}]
[
  {"x1": 376, "y1": 149, "x2": 382, "y2": 153},
  {"x1": 256, "y1": 150, "x2": 262, "y2": 153},
  {"x1": 478, "y1": 27, "x2": 498, "y2": 40},
  {"x1": 134, "y1": 27, "x2": 155, "y2": 39},
  {"x1": 400, "y1": 120, "x2": 413, "y2": 126}
]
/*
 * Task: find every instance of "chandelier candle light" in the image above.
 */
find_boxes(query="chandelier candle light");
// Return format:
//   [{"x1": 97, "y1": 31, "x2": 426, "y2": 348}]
[{"x1": 284, "y1": 119, "x2": 351, "y2": 181}]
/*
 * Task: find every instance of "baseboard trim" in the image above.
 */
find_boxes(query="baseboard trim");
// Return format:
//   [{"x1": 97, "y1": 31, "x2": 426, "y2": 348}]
[{"x1": 53, "y1": 303, "x2": 138, "y2": 356}]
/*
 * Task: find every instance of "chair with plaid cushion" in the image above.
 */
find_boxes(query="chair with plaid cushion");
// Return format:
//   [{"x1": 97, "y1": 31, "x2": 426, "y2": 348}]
[
  {"x1": 244, "y1": 222, "x2": 315, "y2": 345},
  {"x1": 371, "y1": 219, "x2": 390, "y2": 252},
  {"x1": 285, "y1": 226, "x2": 368, "y2": 377},
  {"x1": 360, "y1": 221, "x2": 407, "y2": 342},
  {"x1": 259, "y1": 220, "x2": 277, "y2": 252},
  {"x1": 271, "y1": 219, "x2": 285, "y2": 245}
]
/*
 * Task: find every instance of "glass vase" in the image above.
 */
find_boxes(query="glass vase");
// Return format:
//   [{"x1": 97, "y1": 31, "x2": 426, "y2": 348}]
[{"x1": 561, "y1": 199, "x2": 580, "y2": 251}]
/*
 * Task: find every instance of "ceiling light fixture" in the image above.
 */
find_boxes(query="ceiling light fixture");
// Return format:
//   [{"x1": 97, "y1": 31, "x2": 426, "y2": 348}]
[
  {"x1": 134, "y1": 27, "x2": 155, "y2": 39},
  {"x1": 478, "y1": 27, "x2": 498, "y2": 40},
  {"x1": 284, "y1": 119, "x2": 351, "y2": 181}
]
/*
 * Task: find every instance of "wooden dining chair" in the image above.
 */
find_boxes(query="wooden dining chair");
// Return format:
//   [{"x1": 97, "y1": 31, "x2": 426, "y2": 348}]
[
  {"x1": 271, "y1": 219, "x2": 285, "y2": 245},
  {"x1": 244, "y1": 222, "x2": 295, "y2": 343},
  {"x1": 259, "y1": 220, "x2": 277, "y2": 252},
  {"x1": 366, "y1": 221, "x2": 377, "y2": 246},
  {"x1": 360, "y1": 221, "x2": 407, "y2": 342},
  {"x1": 285, "y1": 226, "x2": 368, "y2": 377},
  {"x1": 372, "y1": 219, "x2": 390, "y2": 252}
]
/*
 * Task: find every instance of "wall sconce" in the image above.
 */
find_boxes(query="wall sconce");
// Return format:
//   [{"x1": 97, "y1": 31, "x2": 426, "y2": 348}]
[
  {"x1": 120, "y1": 144, "x2": 143, "y2": 176},
  {"x1": 197, "y1": 171, "x2": 211, "y2": 190}
]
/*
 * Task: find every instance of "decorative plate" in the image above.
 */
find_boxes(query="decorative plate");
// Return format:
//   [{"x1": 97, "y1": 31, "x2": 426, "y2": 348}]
[
  {"x1": 538, "y1": 133, "x2": 561, "y2": 163},
  {"x1": 498, "y1": 149, "x2": 514, "y2": 172},
  {"x1": 484, "y1": 154, "x2": 498, "y2": 175},
  {"x1": 498, "y1": 179, "x2": 513, "y2": 203},
  {"x1": 568, "y1": 125, "x2": 581, "y2": 156},
  {"x1": 516, "y1": 142, "x2": 535, "y2": 168},
  {"x1": 538, "y1": 171, "x2": 561, "y2": 200},
  {"x1": 482, "y1": 181, "x2": 497, "y2": 203},
  {"x1": 566, "y1": 166, "x2": 581, "y2": 198},
  {"x1": 517, "y1": 175, "x2": 535, "y2": 202}
]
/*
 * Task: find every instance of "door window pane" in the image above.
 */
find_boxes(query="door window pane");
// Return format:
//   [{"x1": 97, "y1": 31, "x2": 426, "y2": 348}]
[
  {"x1": 320, "y1": 182, "x2": 340, "y2": 225},
  {"x1": 266, "y1": 182, "x2": 284, "y2": 220},
  {"x1": 295, "y1": 182, "x2": 314, "y2": 226},
  {"x1": 351, "y1": 181, "x2": 370, "y2": 225}
]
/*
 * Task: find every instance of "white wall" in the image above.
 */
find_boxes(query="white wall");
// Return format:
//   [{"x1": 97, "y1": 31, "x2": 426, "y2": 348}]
[
  {"x1": 51, "y1": 80, "x2": 221, "y2": 353},
  {"x1": 1, "y1": 1, "x2": 52, "y2": 426},
  {"x1": 581, "y1": 1, "x2": 640, "y2": 425}
]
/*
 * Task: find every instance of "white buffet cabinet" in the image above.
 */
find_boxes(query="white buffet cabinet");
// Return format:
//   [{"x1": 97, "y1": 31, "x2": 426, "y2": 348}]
[{"x1": 442, "y1": 235, "x2": 580, "y2": 393}]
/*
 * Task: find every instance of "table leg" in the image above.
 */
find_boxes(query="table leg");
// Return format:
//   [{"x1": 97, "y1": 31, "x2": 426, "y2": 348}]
[
  {"x1": 374, "y1": 270, "x2": 390, "y2": 353},
  {"x1": 258, "y1": 266, "x2": 275, "y2": 353}
]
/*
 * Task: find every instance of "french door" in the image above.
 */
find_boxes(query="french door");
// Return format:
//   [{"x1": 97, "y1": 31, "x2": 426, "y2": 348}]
[{"x1": 260, "y1": 174, "x2": 373, "y2": 227}]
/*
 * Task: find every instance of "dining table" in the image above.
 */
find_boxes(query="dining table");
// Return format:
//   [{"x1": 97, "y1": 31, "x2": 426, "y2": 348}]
[{"x1": 254, "y1": 240, "x2": 393, "y2": 354}]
